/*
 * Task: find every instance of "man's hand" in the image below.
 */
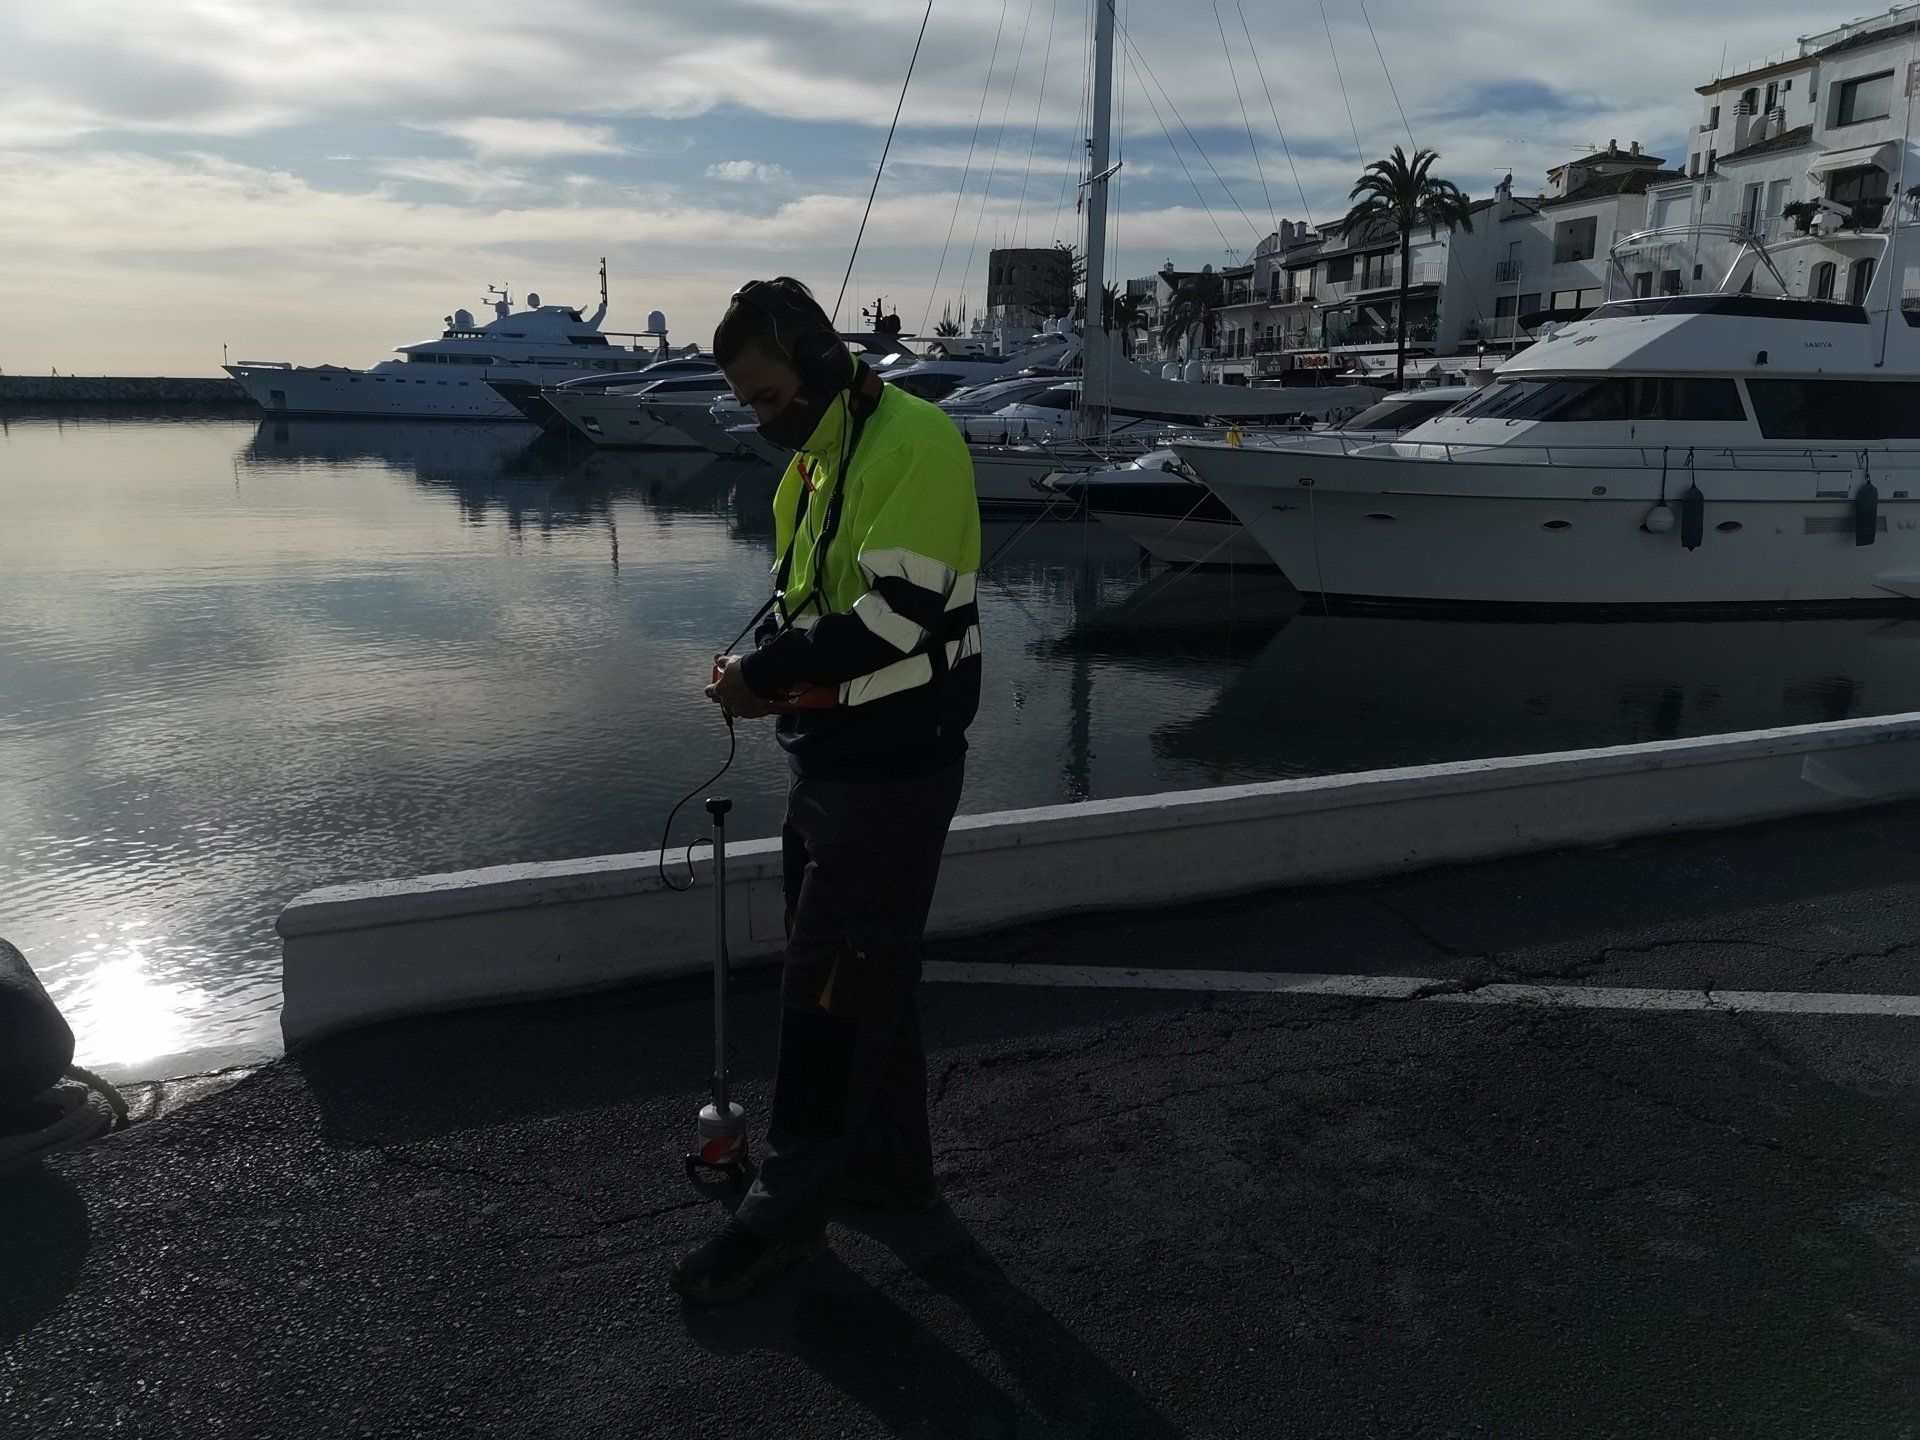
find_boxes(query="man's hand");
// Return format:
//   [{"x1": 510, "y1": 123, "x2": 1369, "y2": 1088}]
[{"x1": 706, "y1": 655, "x2": 775, "y2": 718}]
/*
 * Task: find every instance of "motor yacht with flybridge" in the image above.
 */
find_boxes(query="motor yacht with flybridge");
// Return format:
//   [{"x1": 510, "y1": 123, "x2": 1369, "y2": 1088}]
[
  {"x1": 1175, "y1": 216, "x2": 1920, "y2": 611},
  {"x1": 224, "y1": 260, "x2": 676, "y2": 421}
]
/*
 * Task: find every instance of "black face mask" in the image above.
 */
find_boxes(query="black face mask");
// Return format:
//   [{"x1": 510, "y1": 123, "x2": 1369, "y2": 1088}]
[{"x1": 757, "y1": 390, "x2": 825, "y2": 451}]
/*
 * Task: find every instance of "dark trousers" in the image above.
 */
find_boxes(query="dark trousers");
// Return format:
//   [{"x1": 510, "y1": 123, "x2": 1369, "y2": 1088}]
[{"x1": 734, "y1": 759, "x2": 964, "y2": 1242}]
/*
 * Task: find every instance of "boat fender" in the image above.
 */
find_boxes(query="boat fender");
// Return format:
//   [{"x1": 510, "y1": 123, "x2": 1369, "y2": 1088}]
[
  {"x1": 1642, "y1": 503, "x2": 1676, "y2": 535},
  {"x1": 1857, "y1": 472, "x2": 1879, "y2": 548},
  {"x1": 1679, "y1": 483, "x2": 1705, "y2": 551}
]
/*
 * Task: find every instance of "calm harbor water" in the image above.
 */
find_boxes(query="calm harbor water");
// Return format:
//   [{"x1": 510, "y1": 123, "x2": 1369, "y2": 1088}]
[{"x1": 7, "y1": 413, "x2": 1920, "y2": 1080}]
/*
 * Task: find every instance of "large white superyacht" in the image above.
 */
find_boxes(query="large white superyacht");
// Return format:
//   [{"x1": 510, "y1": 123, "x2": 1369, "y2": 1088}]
[
  {"x1": 1176, "y1": 220, "x2": 1920, "y2": 610},
  {"x1": 225, "y1": 262, "x2": 674, "y2": 421}
]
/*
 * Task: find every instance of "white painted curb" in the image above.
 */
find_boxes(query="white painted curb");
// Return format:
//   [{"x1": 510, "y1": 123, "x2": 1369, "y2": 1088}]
[{"x1": 277, "y1": 713, "x2": 1920, "y2": 1047}]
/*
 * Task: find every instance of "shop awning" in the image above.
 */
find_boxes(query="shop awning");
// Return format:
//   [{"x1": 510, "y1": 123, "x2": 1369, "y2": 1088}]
[{"x1": 1808, "y1": 141, "x2": 1897, "y2": 178}]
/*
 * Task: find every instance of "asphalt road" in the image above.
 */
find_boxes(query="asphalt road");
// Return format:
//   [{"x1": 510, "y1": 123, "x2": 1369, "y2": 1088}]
[{"x1": 7, "y1": 803, "x2": 1920, "y2": 1438}]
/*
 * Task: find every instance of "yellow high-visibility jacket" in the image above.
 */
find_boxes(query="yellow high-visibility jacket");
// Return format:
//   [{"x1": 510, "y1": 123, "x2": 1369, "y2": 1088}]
[{"x1": 740, "y1": 374, "x2": 982, "y2": 779}]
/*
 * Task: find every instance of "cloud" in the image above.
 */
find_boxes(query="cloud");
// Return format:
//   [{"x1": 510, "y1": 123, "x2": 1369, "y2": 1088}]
[
  {"x1": 705, "y1": 159, "x2": 790, "y2": 182},
  {"x1": 0, "y1": 0, "x2": 1887, "y2": 372},
  {"x1": 374, "y1": 156, "x2": 539, "y2": 201},
  {"x1": 430, "y1": 116, "x2": 624, "y2": 158}
]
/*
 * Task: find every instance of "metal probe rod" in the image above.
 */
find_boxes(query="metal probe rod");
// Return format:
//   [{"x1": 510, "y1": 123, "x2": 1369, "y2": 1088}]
[{"x1": 707, "y1": 797, "x2": 731, "y2": 1113}]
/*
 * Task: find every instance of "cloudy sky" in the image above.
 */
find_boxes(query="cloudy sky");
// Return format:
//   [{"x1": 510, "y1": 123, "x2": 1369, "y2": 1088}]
[{"x1": 0, "y1": 0, "x2": 1862, "y2": 374}]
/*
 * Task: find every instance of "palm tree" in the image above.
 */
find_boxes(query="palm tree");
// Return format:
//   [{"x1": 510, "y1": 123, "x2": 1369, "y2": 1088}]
[
  {"x1": 1099, "y1": 282, "x2": 1150, "y2": 358},
  {"x1": 1156, "y1": 268, "x2": 1225, "y2": 358},
  {"x1": 1340, "y1": 145, "x2": 1476, "y2": 388}
]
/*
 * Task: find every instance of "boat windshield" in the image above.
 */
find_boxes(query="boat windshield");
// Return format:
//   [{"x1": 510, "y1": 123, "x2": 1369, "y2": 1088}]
[
  {"x1": 1339, "y1": 396, "x2": 1461, "y2": 432},
  {"x1": 1450, "y1": 374, "x2": 1748, "y2": 423}
]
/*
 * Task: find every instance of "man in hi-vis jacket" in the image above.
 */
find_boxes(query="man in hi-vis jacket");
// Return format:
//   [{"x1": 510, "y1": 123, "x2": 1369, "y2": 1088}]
[{"x1": 671, "y1": 277, "x2": 982, "y2": 1305}]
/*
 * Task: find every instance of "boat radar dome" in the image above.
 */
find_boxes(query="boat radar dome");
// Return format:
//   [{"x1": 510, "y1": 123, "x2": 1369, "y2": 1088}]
[
  {"x1": 647, "y1": 309, "x2": 668, "y2": 335},
  {"x1": 453, "y1": 308, "x2": 475, "y2": 329},
  {"x1": 526, "y1": 292, "x2": 541, "y2": 308}
]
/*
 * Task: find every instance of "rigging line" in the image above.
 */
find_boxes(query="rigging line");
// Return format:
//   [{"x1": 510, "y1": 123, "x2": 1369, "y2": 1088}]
[
  {"x1": 1115, "y1": 17, "x2": 1264, "y2": 246},
  {"x1": 962, "y1": 0, "x2": 1038, "y2": 322},
  {"x1": 1052, "y1": 0, "x2": 1093, "y2": 245},
  {"x1": 1011, "y1": 0, "x2": 1059, "y2": 250},
  {"x1": 835, "y1": 0, "x2": 934, "y2": 326},
  {"x1": 1320, "y1": 0, "x2": 1365, "y2": 168},
  {"x1": 1357, "y1": 0, "x2": 1414, "y2": 152},
  {"x1": 1236, "y1": 0, "x2": 1312, "y2": 227},
  {"x1": 1214, "y1": 0, "x2": 1274, "y2": 233},
  {"x1": 921, "y1": 0, "x2": 1012, "y2": 335},
  {"x1": 1120, "y1": 44, "x2": 1232, "y2": 251},
  {"x1": 1352, "y1": 0, "x2": 1488, "y2": 339}
]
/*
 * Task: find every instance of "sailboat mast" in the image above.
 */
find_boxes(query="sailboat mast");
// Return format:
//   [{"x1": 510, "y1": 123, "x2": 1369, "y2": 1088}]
[{"x1": 1080, "y1": 0, "x2": 1116, "y2": 438}]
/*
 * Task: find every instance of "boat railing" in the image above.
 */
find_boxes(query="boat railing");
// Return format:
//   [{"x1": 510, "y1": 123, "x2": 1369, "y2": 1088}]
[
  {"x1": 1206, "y1": 432, "x2": 1920, "y2": 471},
  {"x1": 1607, "y1": 223, "x2": 1892, "y2": 304}
]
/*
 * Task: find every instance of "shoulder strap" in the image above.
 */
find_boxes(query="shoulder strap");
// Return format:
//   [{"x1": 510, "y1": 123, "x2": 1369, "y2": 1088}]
[{"x1": 779, "y1": 364, "x2": 884, "y2": 622}]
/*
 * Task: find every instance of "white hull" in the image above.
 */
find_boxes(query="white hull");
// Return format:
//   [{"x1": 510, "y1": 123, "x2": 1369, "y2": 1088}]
[
  {"x1": 968, "y1": 448, "x2": 1093, "y2": 511},
  {"x1": 650, "y1": 401, "x2": 755, "y2": 457},
  {"x1": 549, "y1": 389, "x2": 697, "y2": 448},
  {"x1": 226, "y1": 363, "x2": 541, "y2": 420},
  {"x1": 1181, "y1": 441, "x2": 1920, "y2": 609},
  {"x1": 730, "y1": 425, "x2": 792, "y2": 469},
  {"x1": 1087, "y1": 510, "x2": 1271, "y2": 568}
]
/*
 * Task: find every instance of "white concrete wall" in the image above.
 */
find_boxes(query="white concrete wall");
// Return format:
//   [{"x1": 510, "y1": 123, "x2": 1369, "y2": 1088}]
[{"x1": 276, "y1": 714, "x2": 1920, "y2": 1048}]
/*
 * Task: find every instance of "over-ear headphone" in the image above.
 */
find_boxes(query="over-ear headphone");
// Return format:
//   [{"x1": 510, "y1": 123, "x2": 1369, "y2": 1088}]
[{"x1": 729, "y1": 280, "x2": 853, "y2": 396}]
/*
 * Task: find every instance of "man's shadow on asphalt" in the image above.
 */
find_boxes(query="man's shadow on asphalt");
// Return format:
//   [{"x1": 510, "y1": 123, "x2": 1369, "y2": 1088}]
[
  {"x1": 0, "y1": 1168, "x2": 90, "y2": 1342},
  {"x1": 682, "y1": 1203, "x2": 1179, "y2": 1438}
]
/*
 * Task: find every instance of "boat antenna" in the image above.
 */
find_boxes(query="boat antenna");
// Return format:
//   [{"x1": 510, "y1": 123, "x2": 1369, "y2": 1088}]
[
  {"x1": 833, "y1": 0, "x2": 933, "y2": 326},
  {"x1": 588, "y1": 256, "x2": 610, "y2": 330}
]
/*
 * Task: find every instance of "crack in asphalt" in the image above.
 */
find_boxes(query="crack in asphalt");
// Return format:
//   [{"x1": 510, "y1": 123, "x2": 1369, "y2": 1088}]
[
  {"x1": 1372, "y1": 892, "x2": 1920, "y2": 988},
  {"x1": 1570, "y1": 1053, "x2": 1901, "y2": 1185}
]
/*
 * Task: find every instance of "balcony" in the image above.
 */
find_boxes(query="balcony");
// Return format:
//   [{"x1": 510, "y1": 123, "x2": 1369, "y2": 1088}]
[
  {"x1": 1280, "y1": 330, "x2": 1322, "y2": 352},
  {"x1": 1553, "y1": 246, "x2": 1597, "y2": 266},
  {"x1": 1325, "y1": 318, "x2": 1438, "y2": 348},
  {"x1": 1494, "y1": 260, "x2": 1522, "y2": 283}
]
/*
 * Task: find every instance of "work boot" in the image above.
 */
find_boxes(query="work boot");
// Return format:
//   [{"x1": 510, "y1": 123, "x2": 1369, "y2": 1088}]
[
  {"x1": 669, "y1": 1217, "x2": 827, "y2": 1305},
  {"x1": 834, "y1": 1172, "x2": 943, "y2": 1213}
]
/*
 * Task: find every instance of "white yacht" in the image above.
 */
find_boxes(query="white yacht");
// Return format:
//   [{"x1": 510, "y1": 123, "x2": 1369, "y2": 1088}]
[
  {"x1": 548, "y1": 371, "x2": 735, "y2": 448},
  {"x1": 717, "y1": 331, "x2": 1083, "y2": 471},
  {"x1": 964, "y1": 357, "x2": 1384, "y2": 512},
  {"x1": 1050, "y1": 387, "x2": 1474, "y2": 567},
  {"x1": 1176, "y1": 222, "x2": 1920, "y2": 611},
  {"x1": 490, "y1": 354, "x2": 718, "y2": 431},
  {"x1": 225, "y1": 264, "x2": 673, "y2": 421}
]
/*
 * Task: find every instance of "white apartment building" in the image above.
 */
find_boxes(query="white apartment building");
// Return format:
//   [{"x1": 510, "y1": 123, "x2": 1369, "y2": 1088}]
[
  {"x1": 1197, "y1": 146, "x2": 1672, "y2": 382},
  {"x1": 1175, "y1": 4, "x2": 1920, "y2": 384},
  {"x1": 1450, "y1": 143, "x2": 1680, "y2": 352},
  {"x1": 1654, "y1": 5, "x2": 1920, "y2": 305}
]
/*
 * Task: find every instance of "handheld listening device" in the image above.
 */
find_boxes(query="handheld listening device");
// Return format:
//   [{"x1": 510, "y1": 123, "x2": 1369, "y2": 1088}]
[{"x1": 712, "y1": 653, "x2": 836, "y2": 712}]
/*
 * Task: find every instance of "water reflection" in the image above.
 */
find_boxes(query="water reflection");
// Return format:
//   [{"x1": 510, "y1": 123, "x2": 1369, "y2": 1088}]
[
  {"x1": 1154, "y1": 613, "x2": 1920, "y2": 778},
  {"x1": 8, "y1": 416, "x2": 1920, "y2": 1078}
]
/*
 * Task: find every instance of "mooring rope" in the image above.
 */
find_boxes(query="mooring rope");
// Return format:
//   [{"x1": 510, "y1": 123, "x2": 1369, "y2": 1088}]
[{"x1": 0, "y1": 1064, "x2": 132, "y2": 1173}]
